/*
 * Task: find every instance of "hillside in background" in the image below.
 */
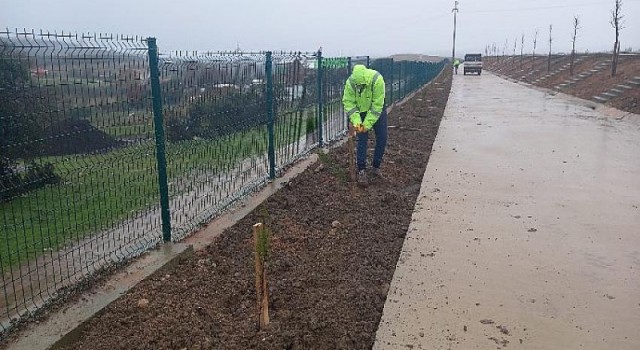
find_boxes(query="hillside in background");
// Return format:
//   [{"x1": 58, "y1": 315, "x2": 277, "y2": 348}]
[
  {"x1": 485, "y1": 53, "x2": 640, "y2": 115},
  {"x1": 391, "y1": 53, "x2": 446, "y2": 62}
]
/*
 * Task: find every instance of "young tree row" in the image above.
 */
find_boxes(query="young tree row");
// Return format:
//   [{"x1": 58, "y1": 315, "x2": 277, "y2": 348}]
[{"x1": 484, "y1": 0, "x2": 625, "y2": 77}]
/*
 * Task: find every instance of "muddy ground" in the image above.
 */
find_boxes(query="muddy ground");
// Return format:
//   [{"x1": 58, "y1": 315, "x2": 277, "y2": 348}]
[
  {"x1": 485, "y1": 54, "x2": 640, "y2": 114},
  {"x1": 55, "y1": 69, "x2": 452, "y2": 350}
]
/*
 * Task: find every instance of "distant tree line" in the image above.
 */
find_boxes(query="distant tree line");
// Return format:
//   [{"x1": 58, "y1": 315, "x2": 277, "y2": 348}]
[{"x1": 485, "y1": 0, "x2": 627, "y2": 77}]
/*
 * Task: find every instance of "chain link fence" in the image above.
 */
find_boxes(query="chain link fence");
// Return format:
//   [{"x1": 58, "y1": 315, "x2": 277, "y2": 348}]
[{"x1": 0, "y1": 28, "x2": 445, "y2": 336}]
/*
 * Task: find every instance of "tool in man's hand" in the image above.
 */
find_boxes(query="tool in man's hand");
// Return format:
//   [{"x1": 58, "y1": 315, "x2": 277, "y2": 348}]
[
  {"x1": 354, "y1": 124, "x2": 366, "y2": 134},
  {"x1": 348, "y1": 124, "x2": 357, "y2": 195}
]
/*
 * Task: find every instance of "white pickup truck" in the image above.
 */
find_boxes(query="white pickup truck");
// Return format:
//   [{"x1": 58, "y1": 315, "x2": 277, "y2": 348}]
[{"x1": 463, "y1": 54, "x2": 483, "y2": 75}]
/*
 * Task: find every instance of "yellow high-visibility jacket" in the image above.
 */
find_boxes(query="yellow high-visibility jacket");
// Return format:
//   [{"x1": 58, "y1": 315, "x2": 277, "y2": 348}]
[{"x1": 342, "y1": 64, "x2": 385, "y2": 130}]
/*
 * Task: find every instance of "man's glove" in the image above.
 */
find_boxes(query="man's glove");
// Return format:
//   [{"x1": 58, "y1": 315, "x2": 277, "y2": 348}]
[{"x1": 354, "y1": 124, "x2": 367, "y2": 133}]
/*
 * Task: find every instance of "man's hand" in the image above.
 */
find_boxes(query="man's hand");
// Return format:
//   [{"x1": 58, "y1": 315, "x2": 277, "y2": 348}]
[{"x1": 354, "y1": 124, "x2": 367, "y2": 133}]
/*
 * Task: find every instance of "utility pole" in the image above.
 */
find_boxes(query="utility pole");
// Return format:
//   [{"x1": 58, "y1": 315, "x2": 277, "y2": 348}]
[{"x1": 451, "y1": 1, "x2": 459, "y2": 63}]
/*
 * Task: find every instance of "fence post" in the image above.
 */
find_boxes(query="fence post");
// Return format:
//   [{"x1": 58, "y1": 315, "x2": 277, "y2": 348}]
[
  {"x1": 366, "y1": 55, "x2": 370, "y2": 68},
  {"x1": 411, "y1": 63, "x2": 416, "y2": 91},
  {"x1": 406, "y1": 62, "x2": 410, "y2": 93},
  {"x1": 265, "y1": 51, "x2": 276, "y2": 180},
  {"x1": 316, "y1": 50, "x2": 324, "y2": 147},
  {"x1": 398, "y1": 62, "x2": 403, "y2": 100},
  {"x1": 403, "y1": 62, "x2": 407, "y2": 97},
  {"x1": 147, "y1": 37, "x2": 172, "y2": 242},
  {"x1": 408, "y1": 62, "x2": 412, "y2": 93}
]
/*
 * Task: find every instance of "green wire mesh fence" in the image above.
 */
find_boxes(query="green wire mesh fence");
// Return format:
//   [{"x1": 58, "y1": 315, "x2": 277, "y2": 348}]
[
  {"x1": 271, "y1": 52, "x2": 321, "y2": 172},
  {"x1": 370, "y1": 57, "x2": 446, "y2": 105},
  {"x1": 156, "y1": 50, "x2": 273, "y2": 241},
  {"x1": 319, "y1": 56, "x2": 349, "y2": 144},
  {"x1": 0, "y1": 30, "x2": 163, "y2": 334},
  {"x1": 0, "y1": 28, "x2": 445, "y2": 336}
]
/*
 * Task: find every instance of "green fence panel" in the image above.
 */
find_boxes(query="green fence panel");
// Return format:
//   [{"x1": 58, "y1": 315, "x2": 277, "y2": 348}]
[
  {"x1": 320, "y1": 56, "x2": 350, "y2": 143},
  {"x1": 155, "y1": 50, "x2": 270, "y2": 241},
  {"x1": 0, "y1": 30, "x2": 162, "y2": 332}
]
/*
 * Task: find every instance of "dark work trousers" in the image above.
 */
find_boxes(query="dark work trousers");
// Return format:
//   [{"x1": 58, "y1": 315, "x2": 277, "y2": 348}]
[{"x1": 357, "y1": 108, "x2": 388, "y2": 171}]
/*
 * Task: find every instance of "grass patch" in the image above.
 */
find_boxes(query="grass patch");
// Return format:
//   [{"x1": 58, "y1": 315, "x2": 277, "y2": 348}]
[{"x1": 0, "y1": 105, "x2": 322, "y2": 270}]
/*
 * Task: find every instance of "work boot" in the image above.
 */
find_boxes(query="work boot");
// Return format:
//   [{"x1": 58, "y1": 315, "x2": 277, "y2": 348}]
[
  {"x1": 369, "y1": 167, "x2": 385, "y2": 182},
  {"x1": 357, "y1": 169, "x2": 368, "y2": 187}
]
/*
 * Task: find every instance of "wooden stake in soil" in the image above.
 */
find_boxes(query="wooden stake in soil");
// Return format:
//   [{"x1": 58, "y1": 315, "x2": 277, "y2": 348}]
[
  {"x1": 253, "y1": 223, "x2": 270, "y2": 329},
  {"x1": 260, "y1": 260, "x2": 269, "y2": 327},
  {"x1": 348, "y1": 126, "x2": 357, "y2": 196}
]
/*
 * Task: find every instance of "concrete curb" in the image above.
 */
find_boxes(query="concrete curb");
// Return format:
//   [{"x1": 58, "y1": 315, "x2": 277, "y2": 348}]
[
  {"x1": 49, "y1": 244, "x2": 194, "y2": 350},
  {"x1": 6, "y1": 244, "x2": 193, "y2": 350}
]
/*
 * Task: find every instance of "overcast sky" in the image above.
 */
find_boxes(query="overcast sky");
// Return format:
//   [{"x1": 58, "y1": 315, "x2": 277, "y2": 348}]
[{"x1": 2, "y1": 0, "x2": 639, "y2": 58}]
